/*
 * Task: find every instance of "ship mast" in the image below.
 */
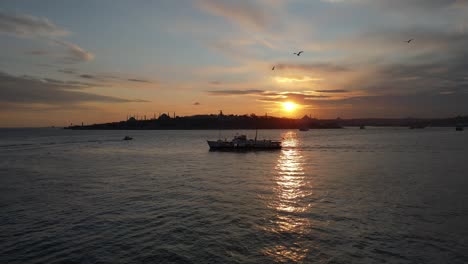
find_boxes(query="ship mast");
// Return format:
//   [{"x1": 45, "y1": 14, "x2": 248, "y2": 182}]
[
  {"x1": 255, "y1": 128, "x2": 258, "y2": 143},
  {"x1": 218, "y1": 110, "x2": 223, "y2": 140}
]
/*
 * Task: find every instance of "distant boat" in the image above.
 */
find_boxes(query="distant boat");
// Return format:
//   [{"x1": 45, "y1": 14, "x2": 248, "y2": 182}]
[
  {"x1": 123, "y1": 136, "x2": 133, "y2": 140},
  {"x1": 299, "y1": 127, "x2": 309, "y2": 131},
  {"x1": 456, "y1": 124, "x2": 464, "y2": 131},
  {"x1": 360, "y1": 125, "x2": 366, "y2": 129},
  {"x1": 207, "y1": 134, "x2": 281, "y2": 150}
]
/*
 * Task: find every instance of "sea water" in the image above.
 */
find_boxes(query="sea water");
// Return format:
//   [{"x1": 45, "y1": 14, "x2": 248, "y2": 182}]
[{"x1": 1, "y1": 128, "x2": 467, "y2": 263}]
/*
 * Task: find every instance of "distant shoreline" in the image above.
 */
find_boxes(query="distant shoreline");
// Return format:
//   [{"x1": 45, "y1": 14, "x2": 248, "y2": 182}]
[{"x1": 64, "y1": 114, "x2": 468, "y2": 130}]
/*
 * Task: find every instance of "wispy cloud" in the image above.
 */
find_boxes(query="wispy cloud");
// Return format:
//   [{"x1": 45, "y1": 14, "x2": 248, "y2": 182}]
[
  {"x1": 196, "y1": 0, "x2": 271, "y2": 31},
  {"x1": 0, "y1": 72, "x2": 148, "y2": 108},
  {"x1": 372, "y1": 0, "x2": 468, "y2": 10},
  {"x1": 128, "y1": 78, "x2": 152, "y2": 83},
  {"x1": 68, "y1": 71, "x2": 157, "y2": 85},
  {"x1": 54, "y1": 39, "x2": 95, "y2": 63},
  {"x1": 0, "y1": 12, "x2": 68, "y2": 37},
  {"x1": 207, "y1": 89, "x2": 265, "y2": 95},
  {"x1": 79, "y1": 74, "x2": 97, "y2": 79},
  {"x1": 299, "y1": 92, "x2": 468, "y2": 118},
  {"x1": 259, "y1": 91, "x2": 331, "y2": 104},
  {"x1": 276, "y1": 63, "x2": 350, "y2": 73},
  {"x1": 274, "y1": 75, "x2": 324, "y2": 83},
  {"x1": 0, "y1": 11, "x2": 94, "y2": 64},
  {"x1": 206, "y1": 89, "x2": 334, "y2": 102},
  {"x1": 315, "y1": 89, "x2": 349, "y2": 93},
  {"x1": 321, "y1": 0, "x2": 467, "y2": 9},
  {"x1": 58, "y1": 68, "x2": 77, "y2": 74}
]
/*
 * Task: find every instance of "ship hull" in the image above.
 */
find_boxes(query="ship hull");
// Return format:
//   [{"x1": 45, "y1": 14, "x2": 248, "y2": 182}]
[{"x1": 207, "y1": 140, "x2": 281, "y2": 150}]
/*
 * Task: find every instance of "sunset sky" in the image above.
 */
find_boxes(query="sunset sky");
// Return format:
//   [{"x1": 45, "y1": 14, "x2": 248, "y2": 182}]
[{"x1": 1, "y1": 0, "x2": 468, "y2": 127}]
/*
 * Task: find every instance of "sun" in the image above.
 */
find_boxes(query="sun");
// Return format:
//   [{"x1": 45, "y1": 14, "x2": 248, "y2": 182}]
[{"x1": 282, "y1": 101, "x2": 298, "y2": 112}]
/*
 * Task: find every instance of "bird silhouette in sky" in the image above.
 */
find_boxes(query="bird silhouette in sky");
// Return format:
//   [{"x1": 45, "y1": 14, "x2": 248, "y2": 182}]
[
  {"x1": 293, "y1": 51, "x2": 304, "y2": 56},
  {"x1": 406, "y1": 39, "x2": 414, "y2": 43},
  {"x1": 272, "y1": 66, "x2": 275, "y2": 70}
]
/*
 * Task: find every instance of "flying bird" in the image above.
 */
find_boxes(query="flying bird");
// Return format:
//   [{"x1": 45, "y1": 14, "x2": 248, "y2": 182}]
[
  {"x1": 406, "y1": 39, "x2": 414, "y2": 43},
  {"x1": 272, "y1": 66, "x2": 275, "y2": 70},
  {"x1": 293, "y1": 51, "x2": 304, "y2": 56}
]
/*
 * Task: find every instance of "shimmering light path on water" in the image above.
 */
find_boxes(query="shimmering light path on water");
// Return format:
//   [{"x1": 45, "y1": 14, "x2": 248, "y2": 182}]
[{"x1": 1, "y1": 128, "x2": 467, "y2": 263}]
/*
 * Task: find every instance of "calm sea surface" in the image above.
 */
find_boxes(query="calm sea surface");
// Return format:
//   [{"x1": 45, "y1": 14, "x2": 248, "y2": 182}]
[{"x1": 1, "y1": 128, "x2": 467, "y2": 263}]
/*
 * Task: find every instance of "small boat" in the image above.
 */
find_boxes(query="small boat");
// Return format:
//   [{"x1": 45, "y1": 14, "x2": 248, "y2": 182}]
[
  {"x1": 456, "y1": 125, "x2": 464, "y2": 131},
  {"x1": 207, "y1": 134, "x2": 281, "y2": 150},
  {"x1": 299, "y1": 127, "x2": 309, "y2": 131},
  {"x1": 123, "y1": 136, "x2": 133, "y2": 140},
  {"x1": 360, "y1": 125, "x2": 366, "y2": 129}
]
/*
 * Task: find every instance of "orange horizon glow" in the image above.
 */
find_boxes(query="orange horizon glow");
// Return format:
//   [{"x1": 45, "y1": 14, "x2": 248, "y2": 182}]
[{"x1": 274, "y1": 76, "x2": 323, "y2": 83}]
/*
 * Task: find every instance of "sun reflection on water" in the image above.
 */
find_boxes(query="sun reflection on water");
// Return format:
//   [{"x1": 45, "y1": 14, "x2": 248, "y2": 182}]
[{"x1": 262, "y1": 131, "x2": 312, "y2": 262}]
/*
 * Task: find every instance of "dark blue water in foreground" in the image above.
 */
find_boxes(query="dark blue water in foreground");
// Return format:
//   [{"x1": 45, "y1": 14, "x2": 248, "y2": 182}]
[{"x1": 1, "y1": 128, "x2": 467, "y2": 263}]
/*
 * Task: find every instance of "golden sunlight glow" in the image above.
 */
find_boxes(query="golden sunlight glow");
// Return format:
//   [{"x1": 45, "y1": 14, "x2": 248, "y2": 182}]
[
  {"x1": 275, "y1": 76, "x2": 323, "y2": 83},
  {"x1": 283, "y1": 101, "x2": 298, "y2": 112},
  {"x1": 262, "y1": 132, "x2": 311, "y2": 263}
]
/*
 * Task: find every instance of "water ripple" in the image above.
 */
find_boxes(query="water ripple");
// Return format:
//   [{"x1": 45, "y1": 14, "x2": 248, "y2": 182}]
[{"x1": 1, "y1": 129, "x2": 467, "y2": 263}]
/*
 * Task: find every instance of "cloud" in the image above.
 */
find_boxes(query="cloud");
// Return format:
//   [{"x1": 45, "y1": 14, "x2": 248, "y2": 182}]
[
  {"x1": 58, "y1": 68, "x2": 76, "y2": 74},
  {"x1": 244, "y1": 87, "x2": 468, "y2": 117},
  {"x1": 321, "y1": 0, "x2": 467, "y2": 9},
  {"x1": 56, "y1": 69, "x2": 157, "y2": 87},
  {"x1": 0, "y1": 72, "x2": 148, "y2": 107},
  {"x1": 274, "y1": 75, "x2": 324, "y2": 83},
  {"x1": 285, "y1": 28, "x2": 468, "y2": 98},
  {"x1": 358, "y1": 51, "x2": 468, "y2": 95},
  {"x1": 74, "y1": 72, "x2": 156, "y2": 85},
  {"x1": 315, "y1": 89, "x2": 349, "y2": 93},
  {"x1": 276, "y1": 63, "x2": 350, "y2": 73},
  {"x1": 79, "y1": 73, "x2": 121, "y2": 82},
  {"x1": 40, "y1": 78, "x2": 94, "y2": 88},
  {"x1": 207, "y1": 89, "x2": 265, "y2": 95},
  {"x1": 25, "y1": 50, "x2": 48, "y2": 55},
  {"x1": 0, "y1": 12, "x2": 94, "y2": 63},
  {"x1": 359, "y1": 28, "x2": 468, "y2": 54},
  {"x1": 54, "y1": 39, "x2": 95, "y2": 63},
  {"x1": 301, "y1": 92, "x2": 468, "y2": 118},
  {"x1": 0, "y1": 12, "x2": 68, "y2": 37},
  {"x1": 372, "y1": 0, "x2": 468, "y2": 10},
  {"x1": 35, "y1": 63, "x2": 54, "y2": 68},
  {"x1": 259, "y1": 91, "x2": 331, "y2": 104},
  {"x1": 79, "y1": 74, "x2": 95, "y2": 79},
  {"x1": 265, "y1": 47, "x2": 468, "y2": 117},
  {"x1": 196, "y1": 0, "x2": 271, "y2": 31},
  {"x1": 128, "y1": 78, "x2": 152, "y2": 83},
  {"x1": 206, "y1": 89, "x2": 334, "y2": 104}
]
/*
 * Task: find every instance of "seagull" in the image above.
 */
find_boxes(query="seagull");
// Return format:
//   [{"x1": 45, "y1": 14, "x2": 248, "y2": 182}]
[
  {"x1": 293, "y1": 51, "x2": 304, "y2": 56},
  {"x1": 406, "y1": 39, "x2": 414, "y2": 43},
  {"x1": 272, "y1": 66, "x2": 275, "y2": 70}
]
